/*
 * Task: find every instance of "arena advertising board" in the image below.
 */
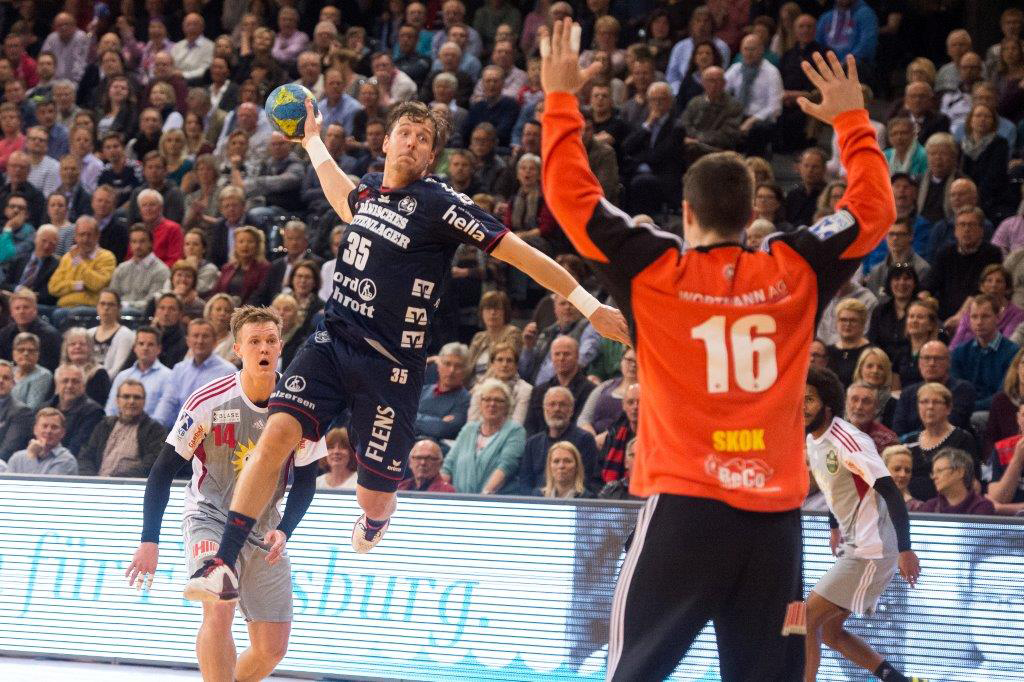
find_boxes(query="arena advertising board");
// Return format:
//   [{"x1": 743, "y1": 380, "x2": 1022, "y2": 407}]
[{"x1": 0, "y1": 477, "x2": 1021, "y2": 680}]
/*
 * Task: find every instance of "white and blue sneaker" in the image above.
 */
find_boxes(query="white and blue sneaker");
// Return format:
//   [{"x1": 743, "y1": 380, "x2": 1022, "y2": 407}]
[
  {"x1": 351, "y1": 514, "x2": 389, "y2": 553},
  {"x1": 183, "y1": 558, "x2": 239, "y2": 603}
]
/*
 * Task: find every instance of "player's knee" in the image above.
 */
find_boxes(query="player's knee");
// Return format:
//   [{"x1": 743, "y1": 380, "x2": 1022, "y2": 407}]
[
  {"x1": 253, "y1": 414, "x2": 303, "y2": 466},
  {"x1": 252, "y1": 634, "x2": 289, "y2": 663},
  {"x1": 201, "y1": 602, "x2": 235, "y2": 630},
  {"x1": 820, "y1": 619, "x2": 846, "y2": 648}
]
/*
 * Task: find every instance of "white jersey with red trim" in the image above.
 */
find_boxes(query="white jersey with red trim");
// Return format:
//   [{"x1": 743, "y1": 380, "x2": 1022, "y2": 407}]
[
  {"x1": 167, "y1": 371, "x2": 324, "y2": 537},
  {"x1": 806, "y1": 417, "x2": 898, "y2": 559}
]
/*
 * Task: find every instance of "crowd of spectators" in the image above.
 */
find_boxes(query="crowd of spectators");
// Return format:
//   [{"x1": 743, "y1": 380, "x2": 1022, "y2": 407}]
[{"x1": 0, "y1": 1, "x2": 1020, "y2": 515}]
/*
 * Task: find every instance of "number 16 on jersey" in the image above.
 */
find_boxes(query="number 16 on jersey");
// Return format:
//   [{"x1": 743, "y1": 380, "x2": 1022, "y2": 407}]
[{"x1": 691, "y1": 314, "x2": 778, "y2": 394}]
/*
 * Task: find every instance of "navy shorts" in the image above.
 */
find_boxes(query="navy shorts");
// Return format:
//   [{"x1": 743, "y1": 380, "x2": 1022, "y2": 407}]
[{"x1": 269, "y1": 323, "x2": 422, "y2": 493}]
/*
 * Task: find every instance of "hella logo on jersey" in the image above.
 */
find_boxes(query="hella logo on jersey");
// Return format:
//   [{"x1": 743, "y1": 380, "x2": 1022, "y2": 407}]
[
  {"x1": 704, "y1": 454, "x2": 774, "y2": 490},
  {"x1": 442, "y1": 204, "x2": 486, "y2": 242}
]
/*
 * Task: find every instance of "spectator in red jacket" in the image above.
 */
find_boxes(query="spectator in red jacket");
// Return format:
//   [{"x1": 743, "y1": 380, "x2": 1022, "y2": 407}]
[
  {"x1": 137, "y1": 188, "x2": 183, "y2": 267},
  {"x1": 212, "y1": 225, "x2": 269, "y2": 306}
]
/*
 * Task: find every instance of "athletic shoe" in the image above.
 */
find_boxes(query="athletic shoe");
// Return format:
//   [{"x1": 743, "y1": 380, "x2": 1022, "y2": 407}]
[
  {"x1": 183, "y1": 558, "x2": 239, "y2": 603},
  {"x1": 351, "y1": 514, "x2": 389, "y2": 553}
]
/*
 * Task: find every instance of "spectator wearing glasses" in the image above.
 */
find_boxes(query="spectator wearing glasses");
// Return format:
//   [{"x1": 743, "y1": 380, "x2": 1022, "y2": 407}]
[
  {"x1": 397, "y1": 439, "x2": 456, "y2": 492},
  {"x1": 516, "y1": 386, "x2": 598, "y2": 495},
  {"x1": 919, "y1": 448, "x2": 994, "y2": 515},
  {"x1": 88, "y1": 289, "x2": 135, "y2": 377},
  {"x1": 108, "y1": 225, "x2": 171, "y2": 313},
  {"x1": 48, "y1": 215, "x2": 117, "y2": 328},
  {"x1": 863, "y1": 222, "x2": 930, "y2": 298},
  {"x1": 6, "y1": 407, "x2": 77, "y2": 475},
  {"x1": 442, "y1": 378, "x2": 525, "y2": 494},
  {"x1": 825, "y1": 298, "x2": 874, "y2": 387},
  {"x1": 901, "y1": 381, "x2": 978, "y2": 500},
  {"x1": 77, "y1": 378, "x2": 166, "y2": 477},
  {"x1": 24, "y1": 126, "x2": 59, "y2": 197},
  {"x1": 10, "y1": 332, "x2": 53, "y2": 410}
]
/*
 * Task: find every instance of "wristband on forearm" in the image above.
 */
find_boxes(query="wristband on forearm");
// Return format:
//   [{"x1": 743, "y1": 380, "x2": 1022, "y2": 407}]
[
  {"x1": 568, "y1": 285, "x2": 601, "y2": 318},
  {"x1": 304, "y1": 135, "x2": 331, "y2": 167}
]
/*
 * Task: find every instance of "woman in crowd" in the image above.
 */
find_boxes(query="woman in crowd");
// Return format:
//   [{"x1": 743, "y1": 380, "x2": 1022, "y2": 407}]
[
  {"x1": 816, "y1": 180, "x2": 847, "y2": 217},
  {"x1": 580, "y1": 15, "x2": 627, "y2": 80},
  {"x1": 883, "y1": 117, "x2": 927, "y2": 179},
  {"x1": 852, "y1": 347, "x2": 898, "y2": 427},
  {"x1": 88, "y1": 289, "x2": 134, "y2": 378},
  {"x1": 95, "y1": 75, "x2": 138, "y2": 140},
  {"x1": 285, "y1": 260, "x2": 323, "y2": 327},
  {"x1": 881, "y1": 444, "x2": 923, "y2": 511},
  {"x1": 985, "y1": 348, "x2": 1024, "y2": 451},
  {"x1": 643, "y1": 10, "x2": 674, "y2": 73},
  {"x1": 331, "y1": 48, "x2": 366, "y2": 98},
  {"x1": 213, "y1": 226, "x2": 269, "y2": 306},
  {"x1": 318, "y1": 225, "x2": 345, "y2": 302},
  {"x1": 181, "y1": 228, "x2": 221, "y2": 297},
  {"x1": 61, "y1": 327, "x2": 111, "y2": 405},
  {"x1": 79, "y1": 47, "x2": 132, "y2": 111},
  {"x1": 752, "y1": 183, "x2": 792, "y2": 232},
  {"x1": 770, "y1": 2, "x2": 801, "y2": 56},
  {"x1": 893, "y1": 297, "x2": 943, "y2": 386},
  {"x1": 182, "y1": 156, "x2": 220, "y2": 230},
  {"x1": 156, "y1": 260, "x2": 205, "y2": 321},
  {"x1": 993, "y1": 37, "x2": 1024, "y2": 103},
  {"x1": 745, "y1": 156, "x2": 774, "y2": 186},
  {"x1": 11, "y1": 331, "x2": 52, "y2": 410},
  {"x1": 579, "y1": 348, "x2": 638, "y2": 436},
  {"x1": 537, "y1": 441, "x2": 594, "y2": 499},
  {"x1": 0, "y1": 195, "x2": 34, "y2": 264},
  {"x1": 466, "y1": 291, "x2": 523, "y2": 386},
  {"x1": 949, "y1": 265, "x2": 1023, "y2": 347},
  {"x1": 675, "y1": 40, "x2": 722, "y2": 112},
  {"x1": 0, "y1": 103, "x2": 24, "y2": 174},
  {"x1": 159, "y1": 129, "x2": 192, "y2": 187},
  {"x1": 204, "y1": 293, "x2": 237, "y2": 363},
  {"x1": 183, "y1": 112, "x2": 214, "y2": 160},
  {"x1": 443, "y1": 378, "x2": 526, "y2": 494},
  {"x1": 316, "y1": 426, "x2": 358, "y2": 490},
  {"x1": 148, "y1": 82, "x2": 183, "y2": 131},
  {"x1": 901, "y1": 382, "x2": 977, "y2": 501},
  {"x1": 904, "y1": 57, "x2": 936, "y2": 89},
  {"x1": 960, "y1": 103, "x2": 1011, "y2": 220},
  {"x1": 271, "y1": 293, "x2": 310, "y2": 371},
  {"x1": 467, "y1": 341, "x2": 531, "y2": 425},
  {"x1": 503, "y1": 154, "x2": 568, "y2": 254},
  {"x1": 826, "y1": 298, "x2": 873, "y2": 387},
  {"x1": 868, "y1": 263, "x2": 920, "y2": 363}
]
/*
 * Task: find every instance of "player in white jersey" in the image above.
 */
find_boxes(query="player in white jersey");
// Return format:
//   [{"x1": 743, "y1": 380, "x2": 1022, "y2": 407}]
[
  {"x1": 125, "y1": 307, "x2": 321, "y2": 682},
  {"x1": 803, "y1": 367, "x2": 920, "y2": 682}
]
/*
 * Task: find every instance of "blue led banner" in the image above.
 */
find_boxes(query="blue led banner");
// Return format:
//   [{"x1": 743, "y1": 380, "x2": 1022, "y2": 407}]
[{"x1": 0, "y1": 477, "x2": 1021, "y2": 680}]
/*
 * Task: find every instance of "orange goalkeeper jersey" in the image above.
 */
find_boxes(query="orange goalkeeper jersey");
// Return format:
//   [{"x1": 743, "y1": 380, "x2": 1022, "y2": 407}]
[{"x1": 541, "y1": 92, "x2": 896, "y2": 512}]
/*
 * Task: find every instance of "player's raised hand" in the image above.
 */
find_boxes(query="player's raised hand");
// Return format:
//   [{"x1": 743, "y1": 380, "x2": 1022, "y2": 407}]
[
  {"x1": 299, "y1": 98, "x2": 323, "y2": 147},
  {"x1": 796, "y1": 51, "x2": 864, "y2": 126},
  {"x1": 539, "y1": 18, "x2": 604, "y2": 95},
  {"x1": 264, "y1": 529, "x2": 288, "y2": 564},
  {"x1": 590, "y1": 305, "x2": 631, "y2": 347},
  {"x1": 898, "y1": 550, "x2": 920, "y2": 587},
  {"x1": 126, "y1": 542, "x2": 159, "y2": 591}
]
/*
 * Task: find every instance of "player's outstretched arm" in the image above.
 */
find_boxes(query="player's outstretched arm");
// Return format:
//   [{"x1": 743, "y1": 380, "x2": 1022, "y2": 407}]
[
  {"x1": 268, "y1": 461, "x2": 317, "y2": 563},
  {"x1": 126, "y1": 443, "x2": 188, "y2": 590},
  {"x1": 491, "y1": 232, "x2": 630, "y2": 346},
  {"x1": 300, "y1": 99, "x2": 357, "y2": 223}
]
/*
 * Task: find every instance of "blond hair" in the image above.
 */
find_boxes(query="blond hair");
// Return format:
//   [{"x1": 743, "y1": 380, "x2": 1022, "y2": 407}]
[
  {"x1": 541, "y1": 441, "x2": 587, "y2": 498},
  {"x1": 229, "y1": 305, "x2": 282, "y2": 341},
  {"x1": 835, "y1": 297, "x2": 868, "y2": 324}
]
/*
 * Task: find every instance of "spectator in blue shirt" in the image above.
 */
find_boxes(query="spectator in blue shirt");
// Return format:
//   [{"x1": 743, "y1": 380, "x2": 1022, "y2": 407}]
[
  {"x1": 816, "y1": 0, "x2": 878, "y2": 65},
  {"x1": 951, "y1": 294, "x2": 1020, "y2": 412},
  {"x1": 415, "y1": 342, "x2": 471, "y2": 442},
  {"x1": 152, "y1": 318, "x2": 236, "y2": 428},
  {"x1": 463, "y1": 65, "x2": 519, "y2": 146},
  {"x1": 317, "y1": 68, "x2": 363, "y2": 134},
  {"x1": 105, "y1": 326, "x2": 172, "y2": 417},
  {"x1": 516, "y1": 386, "x2": 599, "y2": 494}
]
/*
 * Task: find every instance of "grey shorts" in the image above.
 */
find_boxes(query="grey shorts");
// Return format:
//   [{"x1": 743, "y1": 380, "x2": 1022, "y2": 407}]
[
  {"x1": 813, "y1": 553, "x2": 897, "y2": 616},
  {"x1": 183, "y1": 515, "x2": 293, "y2": 623}
]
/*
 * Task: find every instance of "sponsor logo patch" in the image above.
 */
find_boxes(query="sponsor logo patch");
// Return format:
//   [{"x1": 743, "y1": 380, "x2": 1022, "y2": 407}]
[
  {"x1": 358, "y1": 278, "x2": 377, "y2": 301},
  {"x1": 704, "y1": 454, "x2": 775, "y2": 490},
  {"x1": 825, "y1": 449, "x2": 839, "y2": 474},
  {"x1": 176, "y1": 414, "x2": 194, "y2": 438},
  {"x1": 188, "y1": 425, "x2": 205, "y2": 451},
  {"x1": 314, "y1": 330, "x2": 330, "y2": 343},
  {"x1": 191, "y1": 539, "x2": 219, "y2": 559},
  {"x1": 398, "y1": 195, "x2": 417, "y2": 214},
  {"x1": 285, "y1": 375, "x2": 306, "y2": 392},
  {"x1": 213, "y1": 409, "x2": 240, "y2": 424},
  {"x1": 808, "y1": 209, "x2": 856, "y2": 241}
]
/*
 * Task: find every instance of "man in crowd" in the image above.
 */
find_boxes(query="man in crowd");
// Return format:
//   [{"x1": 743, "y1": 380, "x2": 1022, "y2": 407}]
[
  {"x1": 950, "y1": 294, "x2": 1019, "y2": 412},
  {"x1": 723, "y1": 34, "x2": 782, "y2": 158},
  {"x1": 516, "y1": 386, "x2": 598, "y2": 493},
  {"x1": 78, "y1": 378, "x2": 167, "y2": 477},
  {"x1": 415, "y1": 343, "x2": 470, "y2": 442},
  {"x1": 0, "y1": 359, "x2": 33, "y2": 461},
  {"x1": 473, "y1": 40, "x2": 527, "y2": 102},
  {"x1": 921, "y1": 207, "x2": 1001, "y2": 320},
  {"x1": 151, "y1": 293, "x2": 189, "y2": 368},
  {"x1": 172, "y1": 13, "x2": 215, "y2": 85},
  {"x1": 845, "y1": 381, "x2": 898, "y2": 451},
  {"x1": 920, "y1": 448, "x2": 994, "y2": 514},
  {"x1": 863, "y1": 218, "x2": 931, "y2": 296},
  {"x1": 596, "y1": 383, "x2": 640, "y2": 484},
  {"x1": 47, "y1": 364, "x2": 104, "y2": 456},
  {"x1": 814, "y1": 0, "x2": 878, "y2": 68},
  {"x1": 680, "y1": 66, "x2": 743, "y2": 160},
  {"x1": 0, "y1": 288, "x2": 61, "y2": 369},
  {"x1": 241, "y1": 134, "x2": 305, "y2": 227},
  {"x1": 620, "y1": 82, "x2": 685, "y2": 217},
  {"x1": 48, "y1": 215, "x2": 117, "y2": 327},
  {"x1": 444, "y1": 148, "x2": 479, "y2": 196},
  {"x1": 294, "y1": 51, "x2": 324, "y2": 99},
  {"x1": 939, "y1": 51, "x2": 983, "y2": 129},
  {"x1": 986, "y1": 404, "x2": 1024, "y2": 514},
  {"x1": 587, "y1": 82, "x2": 630, "y2": 155},
  {"x1": 207, "y1": 186, "x2": 246, "y2": 267},
  {"x1": 524, "y1": 336, "x2": 595, "y2": 436},
  {"x1": 106, "y1": 326, "x2": 173, "y2": 416},
  {"x1": 423, "y1": 43, "x2": 475, "y2": 106},
  {"x1": 431, "y1": 2, "x2": 483, "y2": 59},
  {"x1": 153, "y1": 318, "x2": 236, "y2": 429},
  {"x1": 96, "y1": 133, "x2": 141, "y2": 208},
  {"x1": 397, "y1": 439, "x2": 457, "y2": 492},
  {"x1": 467, "y1": 123, "x2": 505, "y2": 194},
  {"x1": 889, "y1": 82, "x2": 949, "y2": 146},
  {"x1": 785, "y1": 147, "x2": 828, "y2": 228},
  {"x1": 25, "y1": 126, "x2": 60, "y2": 196},
  {"x1": 935, "y1": 29, "x2": 972, "y2": 93},
  {"x1": 109, "y1": 225, "x2": 171, "y2": 313},
  {"x1": 3, "y1": 223, "x2": 59, "y2": 305},
  {"x1": 136, "y1": 189, "x2": 184, "y2": 268},
  {"x1": 371, "y1": 52, "x2": 417, "y2": 107},
  {"x1": 464, "y1": 65, "x2": 519, "y2": 147},
  {"x1": 55, "y1": 156, "x2": 91, "y2": 220},
  {"x1": 41, "y1": 13, "x2": 90, "y2": 84},
  {"x1": 91, "y1": 184, "x2": 129, "y2": 262},
  {"x1": 127, "y1": 152, "x2": 186, "y2": 226},
  {"x1": 6, "y1": 408, "x2": 78, "y2": 474},
  {"x1": 394, "y1": 24, "x2": 431, "y2": 87},
  {"x1": 0, "y1": 151, "x2": 45, "y2": 226},
  {"x1": 923, "y1": 178, "x2": 991, "y2": 263},
  {"x1": 581, "y1": 113, "x2": 619, "y2": 203},
  {"x1": 777, "y1": 13, "x2": 822, "y2": 151},
  {"x1": 35, "y1": 98, "x2": 69, "y2": 160},
  {"x1": 621, "y1": 51, "x2": 655, "y2": 128},
  {"x1": 318, "y1": 68, "x2": 362, "y2": 134},
  {"x1": 893, "y1": 340, "x2": 976, "y2": 434},
  {"x1": 916, "y1": 133, "x2": 961, "y2": 227},
  {"x1": 254, "y1": 221, "x2": 320, "y2": 306},
  {"x1": 519, "y1": 293, "x2": 599, "y2": 385}
]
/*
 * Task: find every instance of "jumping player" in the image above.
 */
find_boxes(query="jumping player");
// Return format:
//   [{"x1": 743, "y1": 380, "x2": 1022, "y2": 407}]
[
  {"x1": 803, "y1": 367, "x2": 920, "y2": 681},
  {"x1": 537, "y1": 20, "x2": 897, "y2": 681},
  {"x1": 126, "y1": 307, "x2": 319, "y2": 682},
  {"x1": 185, "y1": 95, "x2": 629, "y2": 599}
]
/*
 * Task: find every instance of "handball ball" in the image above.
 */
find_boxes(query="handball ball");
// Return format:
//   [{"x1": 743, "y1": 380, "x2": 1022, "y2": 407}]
[{"x1": 265, "y1": 84, "x2": 319, "y2": 140}]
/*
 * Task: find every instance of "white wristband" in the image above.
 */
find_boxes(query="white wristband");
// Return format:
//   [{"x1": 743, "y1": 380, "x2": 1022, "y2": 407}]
[
  {"x1": 304, "y1": 135, "x2": 331, "y2": 168},
  {"x1": 568, "y1": 285, "x2": 601, "y2": 318}
]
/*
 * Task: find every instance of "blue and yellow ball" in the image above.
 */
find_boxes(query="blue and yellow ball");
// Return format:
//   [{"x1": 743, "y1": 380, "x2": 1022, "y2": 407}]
[{"x1": 264, "y1": 84, "x2": 319, "y2": 140}]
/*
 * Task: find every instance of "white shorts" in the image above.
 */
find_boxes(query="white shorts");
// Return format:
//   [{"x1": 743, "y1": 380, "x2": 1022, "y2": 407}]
[
  {"x1": 183, "y1": 515, "x2": 293, "y2": 622},
  {"x1": 813, "y1": 553, "x2": 897, "y2": 616}
]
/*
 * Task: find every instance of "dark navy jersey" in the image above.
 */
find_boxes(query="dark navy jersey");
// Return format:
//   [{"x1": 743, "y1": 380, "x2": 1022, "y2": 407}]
[{"x1": 324, "y1": 172, "x2": 508, "y2": 366}]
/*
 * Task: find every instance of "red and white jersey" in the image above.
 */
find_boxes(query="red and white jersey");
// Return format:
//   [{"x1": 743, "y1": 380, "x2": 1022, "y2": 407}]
[
  {"x1": 806, "y1": 417, "x2": 898, "y2": 559},
  {"x1": 167, "y1": 372, "x2": 324, "y2": 535}
]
